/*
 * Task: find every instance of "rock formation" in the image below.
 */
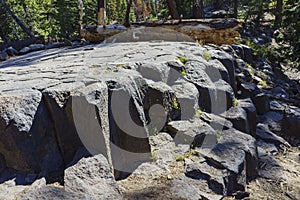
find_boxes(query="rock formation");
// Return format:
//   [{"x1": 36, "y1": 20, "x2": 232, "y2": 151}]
[{"x1": 0, "y1": 40, "x2": 299, "y2": 199}]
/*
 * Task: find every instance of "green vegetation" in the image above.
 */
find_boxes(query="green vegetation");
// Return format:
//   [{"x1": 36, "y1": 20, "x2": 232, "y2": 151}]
[
  {"x1": 258, "y1": 80, "x2": 268, "y2": 87},
  {"x1": 175, "y1": 149, "x2": 198, "y2": 161},
  {"x1": 233, "y1": 98, "x2": 239, "y2": 107},
  {"x1": 173, "y1": 97, "x2": 180, "y2": 110},
  {"x1": 150, "y1": 151, "x2": 158, "y2": 162},
  {"x1": 195, "y1": 108, "x2": 203, "y2": 118},
  {"x1": 175, "y1": 154, "x2": 185, "y2": 161},
  {"x1": 180, "y1": 70, "x2": 187, "y2": 76},
  {"x1": 281, "y1": 0, "x2": 300, "y2": 68},
  {"x1": 202, "y1": 51, "x2": 211, "y2": 61},
  {"x1": 239, "y1": 39, "x2": 272, "y2": 59},
  {"x1": 216, "y1": 130, "x2": 221, "y2": 138},
  {"x1": 0, "y1": 0, "x2": 130, "y2": 41},
  {"x1": 178, "y1": 56, "x2": 188, "y2": 64}
]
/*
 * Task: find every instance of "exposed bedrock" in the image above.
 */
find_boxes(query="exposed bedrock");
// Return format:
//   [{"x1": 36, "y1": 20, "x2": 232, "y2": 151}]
[
  {"x1": 0, "y1": 42, "x2": 275, "y2": 197},
  {"x1": 4, "y1": 38, "x2": 299, "y2": 198}
]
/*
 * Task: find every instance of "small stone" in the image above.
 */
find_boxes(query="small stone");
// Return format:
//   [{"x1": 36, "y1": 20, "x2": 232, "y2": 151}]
[
  {"x1": 29, "y1": 44, "x2": 45, "y2": 51},
  {"x1": 19, "y1": 47, "x2": 31, "y2": 54},
  {"x1": 5, "y1": 47, "x2": 18, "y2": 56},
  {"x1": 0, "y1": 51, "x2": 8, "y2": 61}
]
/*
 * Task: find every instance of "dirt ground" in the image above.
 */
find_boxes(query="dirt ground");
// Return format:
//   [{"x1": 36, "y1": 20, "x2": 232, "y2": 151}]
[{"x1": 245, "y1": 147, "x2": 300, "y2": 200}]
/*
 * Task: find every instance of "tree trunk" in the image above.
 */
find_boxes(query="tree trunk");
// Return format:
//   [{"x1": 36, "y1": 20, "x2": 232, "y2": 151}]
[
  {"x1": 274, "y1": 0, "x2": 283, "y2": 27},
  {"x1": 97, "y1": 0, "x2": 106, "y2": 26},
  {"x1": 166, "y1": 0, "x2": 179, "y2": 19},
  {"x1": 0, "y1": 0, "x2": 34, "y2": 38},
  {"x1": 233, "y1": 0, "x2": 238, "y2": 18},
  {"x1": 192, "y1": 0, "x2": 204, "y2": 19},
  {"x1": 214, "y1": 0, "x2": 221, "y2": 10},
  {"x1": 0, "y1": 26, "x2": 9, "y2": 43},
  {"x1": 124, "y1": 0, "x2": 132, "y2": 27}
]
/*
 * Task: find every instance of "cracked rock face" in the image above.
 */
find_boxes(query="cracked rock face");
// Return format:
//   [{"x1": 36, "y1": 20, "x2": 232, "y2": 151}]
[
  {"x1": 0, "y1": 89, "x2": 63, "y2": 174},
  {"x1": 0, "y1": 42, "x2": 233, "y2": 177},
  {"x1": 4, "y1": 41, "x2": 295, "y2": 198}
]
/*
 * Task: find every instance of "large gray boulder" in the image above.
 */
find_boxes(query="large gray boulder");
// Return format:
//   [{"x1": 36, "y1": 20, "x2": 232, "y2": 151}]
[
  {"x1": 71, "y1": 82, "x2": 112, "y2": 167},
  {"x1": 136, "y1": 62, "x2": 170, "y2": 83},
  {"x1": 239, "y1": 82, "x2": 261, "y2": 98},
  {"x1": 258, "y1": 111, "x2": 283, "y2": 133},
  {"x1": 252, "y1": 93, "x2": 270, "y2": 115},
  {"x1": 256, "y1": 123, "x2": 288, "y2": 146},
  {"x1": 64, "y1": 154, "x2": 123, "y2": 199},
  {"x1": 185, "y1": 159, "x2": 226, "y2": 195},
  {"x1": 257, "y1": 141, "x2": 285, "y2": 180},
  {"x1": 18, "y1": 178, "x2": 82, "y2": 200},
  {"x1": 19, "y1": 154, "x2": 122, "y2": 199},
  {"x1": 143, "y1": 80, "x2": 176, "y2": 129}
]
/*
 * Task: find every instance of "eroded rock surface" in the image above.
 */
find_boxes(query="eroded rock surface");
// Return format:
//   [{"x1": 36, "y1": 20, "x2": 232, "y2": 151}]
[{"x1": 0, "y1": 41, "x2": 299, "y2": 199}]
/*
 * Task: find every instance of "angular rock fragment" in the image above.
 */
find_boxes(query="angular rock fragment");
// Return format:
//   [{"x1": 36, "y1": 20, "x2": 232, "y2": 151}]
[
  {"x1": 282, "y1": 106, "x2": 300, "y2": 139},
  {"x1": 64, "y1": 154, "x2": 123, "y2": 199},
  {"x1": 136, "y1": 62, "x2": 170, "y2": 83},
  {"x1": 167, "y1": 119, "x2": 217, "y2": 149},
  {"x1": 239, "y1": 98, "x2": 257, "y2": 136},
  {"x1": 185, "y1": 159, "x2": 226, "y2": 195},
  {"x1": 72, "y1": 82, "x2": 112, "y2": 167},
  {"x1": 200, "y1": 112, "x2": 233, "y2": 131},
  {"x1": 171, "y1": 173, "x2": 223, "y2": 200},
  {"x1": 203, "y1": 128, "x2": 258, "y2": 194},
  {"x1": 221, "y1": 105, "x2": 250, "y2": 134},
  {"x1": 239, "y1": 82, "x2": 261, "y2": 99},
  {"x1": 256, "y1": 123, "x2": 289, "y2": 146},
  {"x1": 252, "y1": 93, "x2": 270, "y2": 115}
]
